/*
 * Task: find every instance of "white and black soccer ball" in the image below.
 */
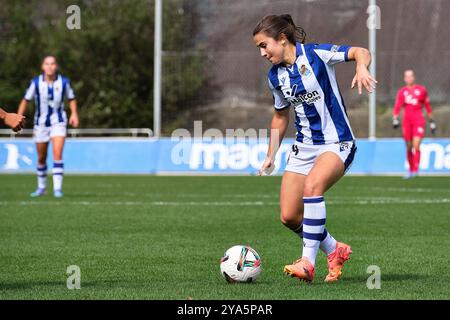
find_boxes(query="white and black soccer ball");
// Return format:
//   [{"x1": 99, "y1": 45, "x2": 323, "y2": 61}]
[{"x1": 220, "y1": 245, "x2": 261, "y2": 283}]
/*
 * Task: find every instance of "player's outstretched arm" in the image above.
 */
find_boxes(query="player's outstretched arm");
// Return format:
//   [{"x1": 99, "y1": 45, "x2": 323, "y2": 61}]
[
  {"x1": 259, "y1": 108, "x2": 289, "y2": 176},
  {"x1": 347, "y1": 47, "x2": 377, "y2": 94},
  {"x1": 0, "y1": 107, "x2": 26, "y2": 132},
  {"x1": 17, "y1": 99, "x2": 28, "y2": 116}
]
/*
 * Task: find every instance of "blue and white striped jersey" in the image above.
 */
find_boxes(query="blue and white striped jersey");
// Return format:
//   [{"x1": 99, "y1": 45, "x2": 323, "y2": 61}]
[
  {"x1": 24, "y1": 74, "x2": 76, "y2": 127},
  {"x1": 268, "y1": 42, "x2": 355, "y2": 145}
]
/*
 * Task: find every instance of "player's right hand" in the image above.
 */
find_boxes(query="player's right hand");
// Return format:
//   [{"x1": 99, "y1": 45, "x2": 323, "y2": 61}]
[
  {"x1": 258, "y1": 157, "x2": 275, "y2": 176},
  {"x1": 5, "y1": 113, "x2": 26, "y2": 132},
  {"x1": 392, "y1": 117, "x2": 400, "y2": 129}
]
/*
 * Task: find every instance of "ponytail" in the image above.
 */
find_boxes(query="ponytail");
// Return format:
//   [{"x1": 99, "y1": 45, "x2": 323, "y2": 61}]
[{"x1": 253, "y1": 14, "x2": 306, "y2": 44}]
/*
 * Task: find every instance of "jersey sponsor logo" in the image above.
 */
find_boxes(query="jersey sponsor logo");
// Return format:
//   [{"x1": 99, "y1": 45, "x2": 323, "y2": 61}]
[
  {"x1": 405, "y1": 94, "x2": 418, "y2": 105},
  {"x1": 283, "y1": 84, "x2": 321, "y2": 106},
  {"x1": 287, "y1": 90, "x2": 321, "y2": 106}
]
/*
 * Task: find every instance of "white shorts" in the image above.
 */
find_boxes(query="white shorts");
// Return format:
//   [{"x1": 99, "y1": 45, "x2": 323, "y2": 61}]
[
  {"x1": 285, "y1": 141, "x2": 357, "y2": 176},
  {"x1": 33, "y1": 123, "x2": 67, "y2": 143}
]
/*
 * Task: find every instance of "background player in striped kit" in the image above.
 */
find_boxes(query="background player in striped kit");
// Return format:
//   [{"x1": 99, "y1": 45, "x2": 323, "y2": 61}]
[
  {"x1": 392, "y1": 69, "x2": 435, "y2": 179},
  {"x1": 17, "y1": 55, "x2": 79, "y2": 198},
  {"x1": 253, "y1": 15, "x2": 377, "y2": 283}
]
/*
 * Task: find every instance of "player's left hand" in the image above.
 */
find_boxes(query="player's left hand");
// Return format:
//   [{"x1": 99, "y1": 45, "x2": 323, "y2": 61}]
[
  {"x1": 429, "y1": 119, "x2": 437, "y2": 135},
  {"x1": 69, "y1": 113, "x2": 79, "y2": 128},
  {"x1": 351, "y1": 65, "x2": 377, "y2": 94}
]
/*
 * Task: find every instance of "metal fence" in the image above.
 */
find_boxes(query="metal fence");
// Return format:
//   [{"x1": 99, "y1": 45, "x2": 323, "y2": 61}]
[
  {"x1": 161, "y1": 0, "x2": 450, "y2": 138},
  {"x1": 0, "y1": 128, "x2": 153, "y2": 139}
]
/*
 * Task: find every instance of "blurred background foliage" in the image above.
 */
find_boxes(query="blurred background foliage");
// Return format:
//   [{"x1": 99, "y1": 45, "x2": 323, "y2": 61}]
[{"x1": 0, "y1": 0, "x2": 205, "y2": 130}]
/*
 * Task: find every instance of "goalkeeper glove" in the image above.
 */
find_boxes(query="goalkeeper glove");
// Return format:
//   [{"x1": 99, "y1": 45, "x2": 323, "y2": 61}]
[
  {"x1": 429, "y1": 119, "x2": 436, "y2": 135},
  {"x1": 392, "y1": 117, "x2": 400, "y2": 129}
]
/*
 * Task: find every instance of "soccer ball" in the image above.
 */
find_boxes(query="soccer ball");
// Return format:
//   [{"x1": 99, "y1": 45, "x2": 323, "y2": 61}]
[{"x1": 220, "y1": 245, "x2": 261, "y2": 283}]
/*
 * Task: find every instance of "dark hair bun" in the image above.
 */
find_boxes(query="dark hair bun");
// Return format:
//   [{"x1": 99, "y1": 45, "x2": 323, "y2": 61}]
[
  {"x1": 279, "y1": 14, "x2": 295, "y2": 27},
  {"x1": 253, "y1": 14, "x2": 306, "y2": 44}
]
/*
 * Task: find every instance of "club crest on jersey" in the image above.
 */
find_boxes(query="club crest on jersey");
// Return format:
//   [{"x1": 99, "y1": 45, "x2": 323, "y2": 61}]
[
  {"x1": 331, "y1": 45, "x2": 340, "y2": 52},
  {"x1": 299, "y1": 64, "x2": 312, "y2": 78}
]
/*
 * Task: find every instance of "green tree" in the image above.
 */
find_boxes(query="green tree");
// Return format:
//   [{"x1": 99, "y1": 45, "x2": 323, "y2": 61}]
[{"x1": 0, "y1": 0, "x2": 205, "y2": 133}]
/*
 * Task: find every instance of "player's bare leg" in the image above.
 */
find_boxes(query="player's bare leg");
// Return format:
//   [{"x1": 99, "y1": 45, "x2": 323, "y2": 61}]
[
  {"x1": 412, "y1": 136, "x2": 422, "y2": 176},
  {"x1": 51, "y1": 136, "x2": 65, "y2": 197},
  {"x1": 52, "y1": 136, "x2": 64, "y2": 161},
  {"x1": 31, "y1": 142, "x2": 49, "y2": 197},
  {"x1": 403, "y1": 139, "x2": 414, "y2": 179},
  {"x1": 306, "y1": 152, "x2": 352, "y2": 282},
  {"x1": 308, "y1": 152, "x2": 353, "y2": 282},
  {"x1": 280, "y1": 172, "x2": 315, "y2": 281},
  {"x1": 280, "y1": 171, "x2": 305, "y2": 230},
  {"x1": 303, "y1": 151, "x2": 344, "y2": 197}
]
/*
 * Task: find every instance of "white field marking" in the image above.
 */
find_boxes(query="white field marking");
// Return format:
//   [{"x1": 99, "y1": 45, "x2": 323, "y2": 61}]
[
  {"x1": 151, "y1": 201, "x2": 266, "y2": 206},
  {"x1": 342, "y1": 186, "x2": 450, "y2": 193},
  {"x1": 0, "y1": 198, "x2": 449, "y2": 207},
  {"x1": 12, "y1": 188, "x2": 447, "y2": 198},
  {"x1": 0, "y1": 200, "x2": 268, "y2": 206},
  {"x1": 9, "y1": 189, "x2": 446, "y2": 198},
  {"x1": 2, "y1": 191, "x2": 278, "y2": 199},
  {"x1": 68, "y1": 192, "x2": 277, "y2": 198},
  {"x1": 330, "y1": 198, "x2": 450, "y2": 205}
]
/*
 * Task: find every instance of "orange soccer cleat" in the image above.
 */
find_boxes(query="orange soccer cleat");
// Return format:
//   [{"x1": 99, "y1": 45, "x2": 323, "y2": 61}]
[
  {"x1": 284, "y1": 257, "x2": 315, "y2": 282},
  {"x1": 324, "y1": 242, "x2": 352, "y2": 283}
]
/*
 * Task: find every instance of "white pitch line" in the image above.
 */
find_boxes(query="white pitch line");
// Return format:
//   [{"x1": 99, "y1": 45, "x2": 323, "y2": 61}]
[
  {"x1": 151, "y1": 201, "x2": 266, "y2": 206},
  {"x1": 0, "y1": 198, "x2": 449, "y2": 207},
  {"x1": 0, "y1": 200, "x2": 269, "y2": 206},
  {"x1": 342, "y1": 186, "x2": 450, "y2": 193},
  {"x1": 65, "y1": 192, "x2": 277, "y2": 199},
  {"x1": 9, "y1": 189, "x2": 448, "y2": 200},
  {"x1": 331, "y1": 199, "x2": 450, "y2": 205}
]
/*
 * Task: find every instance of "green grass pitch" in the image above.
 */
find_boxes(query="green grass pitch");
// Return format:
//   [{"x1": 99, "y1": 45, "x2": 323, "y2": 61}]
[{"x1": 0, "y1": 175, "x2": 449, "y2": 299}]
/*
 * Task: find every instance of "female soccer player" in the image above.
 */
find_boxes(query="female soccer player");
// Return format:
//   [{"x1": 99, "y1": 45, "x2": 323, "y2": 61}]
[
  {"x1": 253, "y1": 14, "x2": 376, "y2": 282},
  {"x1": 0, "y1": 108, "x2": 25, "y2": 131},
  {"x1": 392, "y1": 69, "x2": 435, "y2": 179},
  {"x1": 17, "y1": 55, "x2": 79, "y2": 198}
]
